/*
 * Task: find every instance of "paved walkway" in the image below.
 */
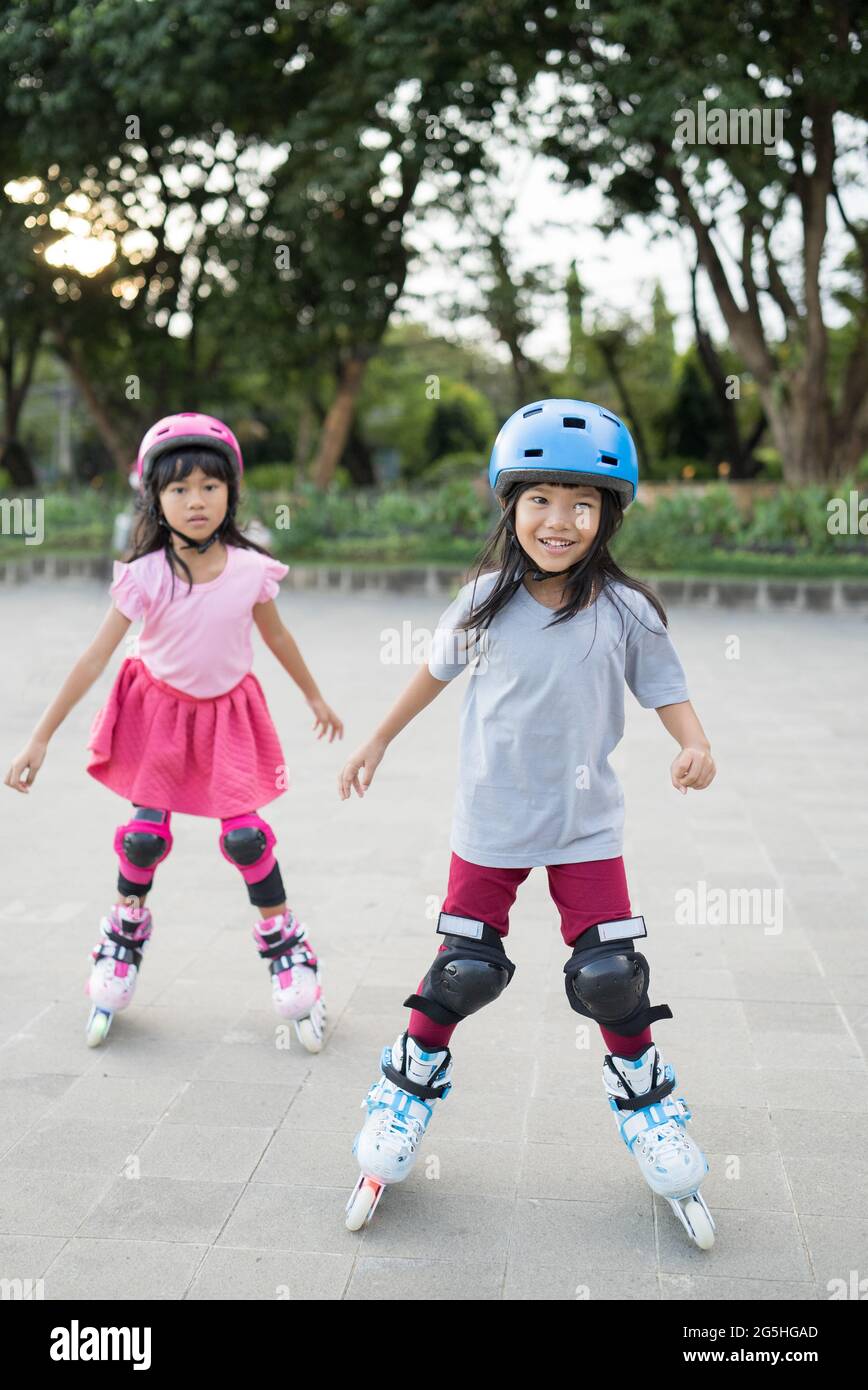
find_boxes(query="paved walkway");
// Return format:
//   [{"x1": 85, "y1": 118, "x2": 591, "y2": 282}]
[{"x1": 0, "y1": 578, "x2": 866, "y2": 1300}]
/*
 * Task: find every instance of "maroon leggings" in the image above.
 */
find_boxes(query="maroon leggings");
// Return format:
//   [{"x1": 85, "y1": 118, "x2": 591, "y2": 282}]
[{"x1": 408, "y1": 852, "x2": 653, "y2": 1058}]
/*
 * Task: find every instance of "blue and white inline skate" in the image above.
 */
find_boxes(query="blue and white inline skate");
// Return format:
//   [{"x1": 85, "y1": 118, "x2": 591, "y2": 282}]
[
  {"x1": 603, "y1": 1043, "x2": 715, "y2": 1249},
  {"x1": 345, "y1": 1030, "x2": 453, "y2": 1231}
]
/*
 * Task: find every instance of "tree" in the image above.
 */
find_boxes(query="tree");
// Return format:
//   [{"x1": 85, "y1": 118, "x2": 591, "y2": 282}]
[{"x1": 535, "y1": 0, "x2": 868, "y2": 483}]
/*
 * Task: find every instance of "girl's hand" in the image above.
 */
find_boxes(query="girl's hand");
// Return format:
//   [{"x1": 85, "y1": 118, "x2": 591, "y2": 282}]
[
  {"x1": 671, "y1": 745, "x2": 715, "y2": 795},
  {"x1": 5, "y1": 739, "x2": 48, "y2": 794},
  {"x1": 338, "y1": 739, "x2": 387, "y2": 800},
  {"x1": 307, "y1": 696, "x2": 344, "y2": 743}
]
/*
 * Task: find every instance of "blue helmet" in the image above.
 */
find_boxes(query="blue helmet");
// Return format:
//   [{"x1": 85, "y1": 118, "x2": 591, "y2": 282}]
[{"x1": 488, "y1": 399, "x2": 638, "y2": 505}]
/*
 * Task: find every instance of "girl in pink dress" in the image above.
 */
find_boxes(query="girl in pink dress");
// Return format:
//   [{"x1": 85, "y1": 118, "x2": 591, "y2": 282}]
[{"x1": 5, "y1": 412, "x2": 342, "y2": 1052}]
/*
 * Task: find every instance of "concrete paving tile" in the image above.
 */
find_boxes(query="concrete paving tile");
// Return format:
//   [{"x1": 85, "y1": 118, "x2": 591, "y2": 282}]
[
  {"x1": 0, "y1": 1035, "x2": 100, "y2": 1080},
  {"x1": 770, "y1": 1106, "x2": 868, "y2": 1159},
  {"x1": 742, "y1": 1001, "x2": 853, "y2": 1035},
  {"x1": 0, "y1": 1169, "x2": 114, "y2": 1236},
  {"x1": 164, "y1": 1079, "x2": 300, "y2": 1127},
  {"x1": 756, "y1": 1067, "x2": 868, "y2": 1109},
  {"x1": 510, "y1": 1197, "x2": 657, "y2": 1272},
  {"x1": 218, "y1": 1184, "x2": 361, "y2": 1255},
  {"x1": 0, "y1": 1233, "x2": 66, "y2": 1282},
  {"x1": 0, "y1": 1074, "x2": 78, "y2": 1127},
  {"x1": 660, "y1": 1273, "x2": 818, "y2": 1300},
  {"x1": 42, "y1": 1238, "x2": 207, "y2": 1300},
  {"x1": 187, "y1": 1246, "x2": 352, "y2": 1299},
  {"x1": 346, "y1": 1256, "x2": 502, "y2": 1300},
  {"x1": 657, "y1": 1209, "x2": 811, "y2": 1281},
  {"x1": 135, "y1": 1123, "x2": 274, "y2": 1182},
  {"x1": 503, "y1": 1261, "x2": 661, "y2": 1300},
  {"x1": 745, "y1": 1031, "x2": 862, "y2": 1068},
  {"x1": 350, "y1": 1187, "x2": 513, "y2": 1262},
  {"x1": 78, "y1": 1176, "x2": 243, "y2": 1244},
  {"x1": 1, "y1": 1118, "x2": 153, "y2": 1175},
  {"x1": 798, "y1": 1215, "x2": 868, "y2": 1294},
  {"x1": 519, "y1": 1142, "x2": 653, "y2": 1211},
  {"x1": 190, "y1": 1040, "x2": 314, "y2": 1084},
  {"x1": 782, "y1": 1155, "x2": 868, "y2": 1218},
  {"x1": 43, "y1": 1073, "x2": 186, "y2": 1126}
]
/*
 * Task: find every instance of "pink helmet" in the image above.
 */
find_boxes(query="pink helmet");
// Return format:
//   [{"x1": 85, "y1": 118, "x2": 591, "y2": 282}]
[{"x1": 136, "y1": 412, "x2": 244, "y2": 486}]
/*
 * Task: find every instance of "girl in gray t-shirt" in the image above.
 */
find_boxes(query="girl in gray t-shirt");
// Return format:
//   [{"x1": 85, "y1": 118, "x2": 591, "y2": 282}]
[{"x1": 340, "y1": 398, "x2": 718, "y2": 1249}]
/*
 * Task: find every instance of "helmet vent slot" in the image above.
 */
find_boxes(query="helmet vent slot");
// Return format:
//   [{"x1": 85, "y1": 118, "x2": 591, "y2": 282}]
[
  {"x1": 563, "y1": 417, "x2": 585, "y2": 428},
  {"x1": 523, "y1": 449, "x2": 543, "y2": 457},
  {"x1": 601, "y1": 413, "x2": 619, "y2": 426},
  {"x1": 600, "y1": 454, "x2": 618, "y2": 466},
  {"x1": 522, "y1": 407, "x2": 543, "y2": 418}
]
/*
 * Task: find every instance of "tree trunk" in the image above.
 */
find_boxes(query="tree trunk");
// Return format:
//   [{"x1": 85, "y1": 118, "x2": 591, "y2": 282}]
[
  {"x1": 759, "y1": 371, "x2": 837, "y2": 485},
  {"x1": 1, "y1": 385, "x2": 36, "y2": 487},
  {"x1": 1, "y1": 326, "x2": 41, "y2": 487},
  {"x1": 54, "y1": 337, "x2": 133, "y2": 480},
  {"x1": 733, "y1": 414, "x2": 767, "y2": 480},
  {"x1": 311, "y1": 354, "x2": 369, "y2": 488},
  {"x1": 595, "y1": 338, "x2": 652, "y2": 467},
  {"x1": 294, "y1": 400, "x2": 317, "y2": 476},
  {"x1": 343, "y1": 419, "x2": 375, "y2": 486},
  {"x1": 689, "y1": 261, "x2": 764, "y2": 478},
  {"x1": 663, "y1": 140, "x2": 865, "y2": 486}
]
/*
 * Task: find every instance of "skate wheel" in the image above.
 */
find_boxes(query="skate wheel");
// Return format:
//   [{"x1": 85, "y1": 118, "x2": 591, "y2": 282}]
[
  {"x1": 345, "y1": 1175, "x2": 384, "y2": 1231},
  {"x1": 683, "y1": 1197, "x2": 715, "y2": 1249},
  {"x1": 85, "y1": 1007, "x2": 112, "y2": 1048},
  {"x1": 294, "y1": 1002, "x2": 326, "y2": 1054},
  {"x1": 294, "y1": 1016, "x2": 323, "y2": 1053}
]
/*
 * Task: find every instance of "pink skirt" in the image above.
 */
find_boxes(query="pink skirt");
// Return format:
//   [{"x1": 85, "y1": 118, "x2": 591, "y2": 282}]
[{"x1": 87, "y1": 657, "x2": 287, "y2": 817}]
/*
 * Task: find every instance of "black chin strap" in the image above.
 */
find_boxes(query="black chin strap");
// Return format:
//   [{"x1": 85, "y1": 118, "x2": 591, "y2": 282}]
[{"x1": 158, "y1": 515, "x2": 227, "y2": 555}]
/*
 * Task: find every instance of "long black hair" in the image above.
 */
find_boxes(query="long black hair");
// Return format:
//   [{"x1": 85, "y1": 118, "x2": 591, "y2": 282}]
[
  {"x1": 124, "y1": 446, "x2": 274, "y2": 598},
  {"x1": 457, "y1": 478, "x2": 669, "y2": 650}
]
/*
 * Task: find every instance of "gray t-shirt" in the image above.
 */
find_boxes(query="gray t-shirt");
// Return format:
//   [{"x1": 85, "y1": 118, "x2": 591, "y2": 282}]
[{"x1": 427, "y1": 570, "x2": 689, "y2": 867}]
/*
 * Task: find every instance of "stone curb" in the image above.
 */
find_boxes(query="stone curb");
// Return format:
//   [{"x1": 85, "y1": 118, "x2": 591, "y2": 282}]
[{"x1": 2, "y1": 553, "x2": 868, "y2": 612}]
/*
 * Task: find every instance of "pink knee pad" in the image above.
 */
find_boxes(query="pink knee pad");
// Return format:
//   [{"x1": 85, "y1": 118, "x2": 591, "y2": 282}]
[
  {"x1": 219, "y1": 813, "x2": 277, "y2": 886},
  {"x1": 114, "y1": 809, "x2": 173, "y2": 886}
]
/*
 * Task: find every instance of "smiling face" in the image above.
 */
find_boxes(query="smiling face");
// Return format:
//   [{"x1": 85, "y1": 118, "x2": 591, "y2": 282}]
[
  {"x1": 506, "y1": 481, "x2": 603, "y2": 572},
  {"x1": 159, "y1": 463, "x2": 229, "y2": 543}
]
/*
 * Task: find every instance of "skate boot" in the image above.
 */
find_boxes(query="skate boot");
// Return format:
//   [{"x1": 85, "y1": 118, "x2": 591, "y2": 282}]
[
  {"x1": 603, "y1": 1043, "x2": 715, "y2": 1249},
  {"x1": 85, "y1": 903, "x2": 153, "y2": 1047},
  {"x1": 345, "y1": 1030, "x2": 453, "y2": 1230},
  {"x1": 253, "y1": 909, "x2": 326, "y2": 1053}
]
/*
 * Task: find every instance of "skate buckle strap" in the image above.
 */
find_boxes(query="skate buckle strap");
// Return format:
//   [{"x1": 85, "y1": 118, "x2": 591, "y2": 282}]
[
  {"x1": 257, "y1": 924, "x2": 305, "y2": 955},
  {"x1": 611, "y1": 1072, "x2": 676, "y2": 1112},
  {"x1": 618, "y1": 1094, "x2": 689, "y2": 1146},
  {"x1": 380, "y1": 1057, "x2": 451, "y2": 1103},
  {"x1": 270, "y1": 947, "x2": 317, "y2": 976},
  {"x1": 93, "y1": 939, "x2": 144, "y2": 967}
]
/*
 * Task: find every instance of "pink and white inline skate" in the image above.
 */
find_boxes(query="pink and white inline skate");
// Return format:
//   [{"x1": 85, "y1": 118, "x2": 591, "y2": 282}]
[
  {"x1": 85, "y1": 903, "x2": 153, "y2": 1047},
  {"x1": 253, "y1": 909, "x2": 326, "y2": 1053}
]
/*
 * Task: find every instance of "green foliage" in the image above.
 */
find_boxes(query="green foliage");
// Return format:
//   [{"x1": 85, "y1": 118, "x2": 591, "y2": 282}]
[
  {"x1": 424, "y1": 451, "x2": 487, "y2": 484},
  {"x1": 244, "y1": 463, "x2": 297, "y2": 493},
  {"x1": 3, "y1": 477, "x2": 866, "y2": 578},
  {"x1": 423, "y1": 382, "x2": 496, "y2": 465}
]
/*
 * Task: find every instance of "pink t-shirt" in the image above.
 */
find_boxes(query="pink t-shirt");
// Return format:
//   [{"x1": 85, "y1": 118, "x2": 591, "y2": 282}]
[{"x1": 110, "y1": 544, "x2": 289, "y2": 697}]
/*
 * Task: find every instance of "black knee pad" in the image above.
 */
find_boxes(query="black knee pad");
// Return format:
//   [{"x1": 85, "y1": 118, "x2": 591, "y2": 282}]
[
  {"x1": 563, "y1": 915, "x2": 672, "y2": 1036},
  {"x1": 114, "y1": 807, "x2": 172, "y2": 897},
  {"x1": 219, "y1": 813, "x2": 285, "y2": 908},
  {"x1": 404, "y1": 911, "x2": 516, "y2": 1027}
]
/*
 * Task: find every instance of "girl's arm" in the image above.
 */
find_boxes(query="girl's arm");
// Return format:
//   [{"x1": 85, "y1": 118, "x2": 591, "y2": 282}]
[
  {"x1": 338, "y1": 664, "x2": 450, "y2": 800},
  {"x1": 655, "y1": 699, "x2": 716, "y2": 794},
  {"x1": 253, "y1": 599, "x2": 343, "y2": 742},
  {"x1": 4, "y1": 604, "x2": 132, "y2": 794}
]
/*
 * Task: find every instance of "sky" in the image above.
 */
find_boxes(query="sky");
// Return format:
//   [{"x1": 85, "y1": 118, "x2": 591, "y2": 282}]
[{"x1": 400, "y1": 109, "x2": 867, "y2": 369}]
